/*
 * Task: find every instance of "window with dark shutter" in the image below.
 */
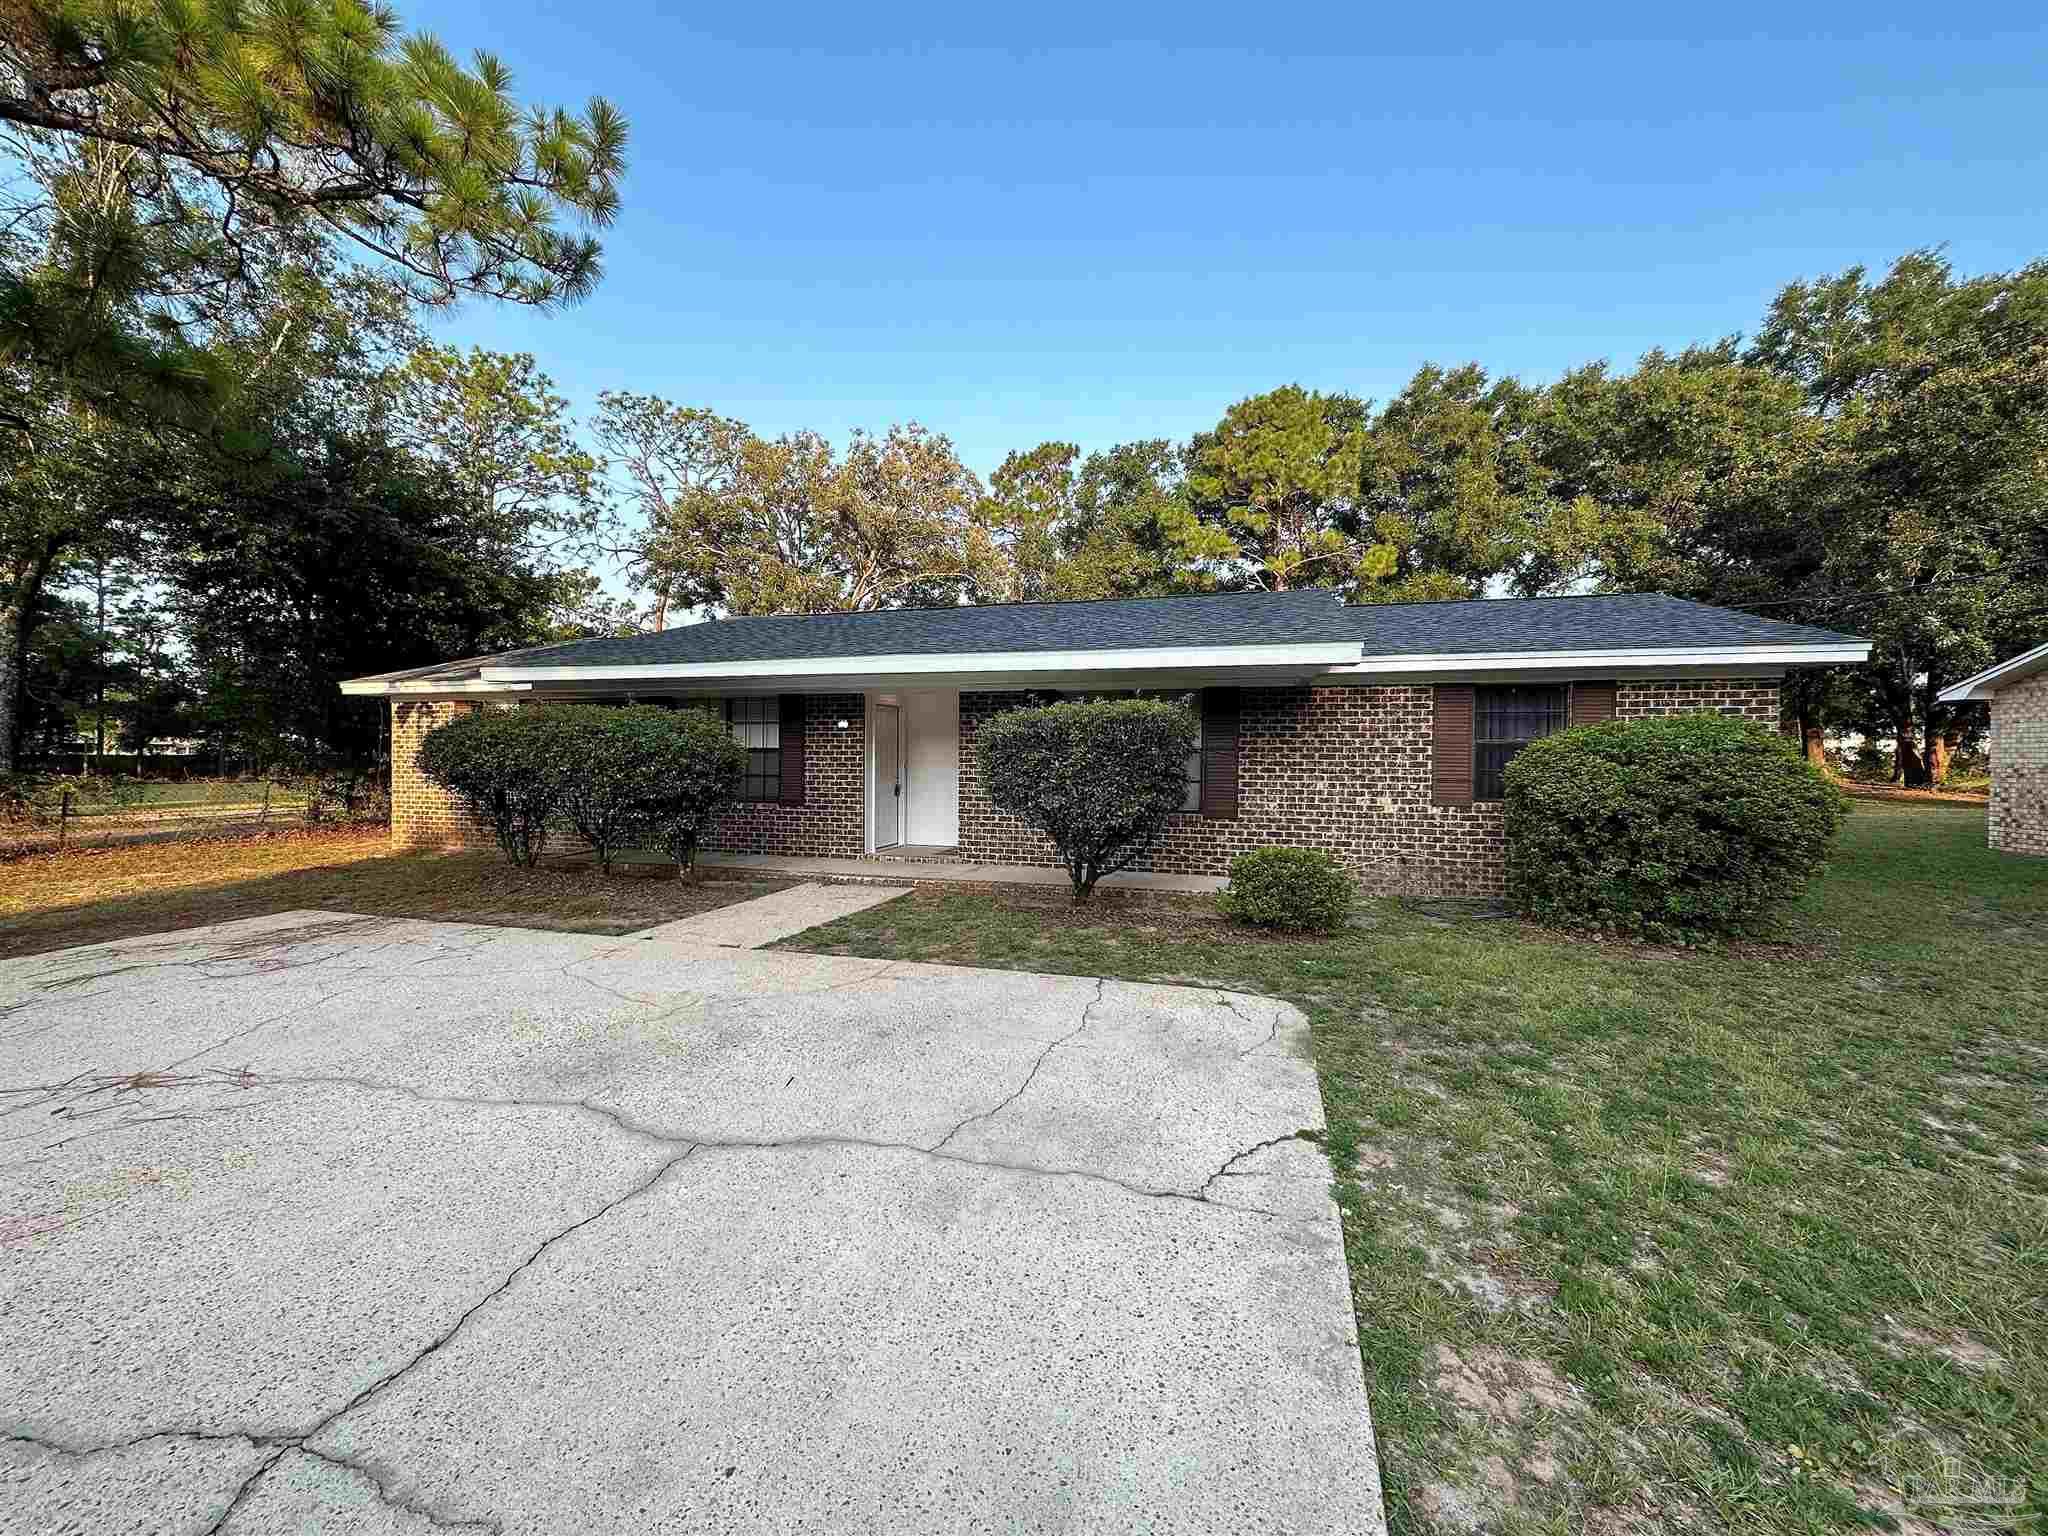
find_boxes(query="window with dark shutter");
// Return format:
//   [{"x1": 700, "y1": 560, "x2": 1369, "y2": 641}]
[
  {"x1": 1433, "y1": 686, "x2": 1475, "y2": 806},
  {"x1": 725, "y1": 697, "x2": 782, "y2": 802},
  {"x1": 778, "y1": 695, "x2": 807, "y2": 806},
  {"x1": 1473, "y1": 685, "x2": 1567, "y2": 800},
  {"x1": 1570, "y1": 681, "x2": 1618, "y2": 727},
  {"x1": 1199, "y1": 687, "x2": 1239, "y2": 819}
]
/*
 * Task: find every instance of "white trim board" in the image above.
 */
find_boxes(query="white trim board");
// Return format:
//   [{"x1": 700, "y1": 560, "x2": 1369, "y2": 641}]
[
  {"x1": 340, "y1": 641, "x2": 1869, "y2": 698},
  {"x1": 481, "y1": 641, "x2": 1362, "y2": 683},
  {"x1": 1329, "y1": 643, "x2": 1869, "y2": 675},
  {"x1": 1938, "y1": 640, "x2": 2048, "y2": 702},
  {"x1": 339, "y1": 678, "x2": 529, "y2": 697}
]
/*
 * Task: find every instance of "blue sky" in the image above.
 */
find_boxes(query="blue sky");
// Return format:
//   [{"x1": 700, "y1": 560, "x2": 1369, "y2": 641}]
[{"x1": 413, "y1": 2, "x2": 2048, "y2": 477}]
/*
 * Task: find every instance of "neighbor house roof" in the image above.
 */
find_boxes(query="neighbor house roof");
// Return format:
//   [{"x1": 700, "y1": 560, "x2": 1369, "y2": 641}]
[
  {"x1": 341, "y1": 590, "x2": 1869, "y2": 696},
  {"x1": 1937, "y1": 639, "x2": 2048, "y2": 703}
]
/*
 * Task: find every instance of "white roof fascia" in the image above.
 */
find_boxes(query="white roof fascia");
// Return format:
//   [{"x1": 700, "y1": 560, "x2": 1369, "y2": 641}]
[
  {"x1": 339, "y1": 678, "x2": 533, "y2": 698},
  {"x1": 482, "y1": 641, "x2": 1365, "y2": 685},
  {"x1": 1937, "y1": 640, "x2": 2048, "y2": 702},
  {"x1": 1325, "y1": 642, "x2": 1869, "y2": 679}
]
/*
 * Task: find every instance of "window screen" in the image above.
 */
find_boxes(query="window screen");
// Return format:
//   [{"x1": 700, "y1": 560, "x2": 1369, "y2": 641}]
[
  {"x1": 726, "y1": 697, "x2": 782, "y2": 802},
  {"x1": 1473, "y1": 686, "x2": 1566, "y2": 800}
]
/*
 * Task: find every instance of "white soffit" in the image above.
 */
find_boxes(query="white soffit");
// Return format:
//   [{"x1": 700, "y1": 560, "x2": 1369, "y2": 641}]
[{"x1": 1937, "y1": 640, "x2": 2048, "y2": 702}]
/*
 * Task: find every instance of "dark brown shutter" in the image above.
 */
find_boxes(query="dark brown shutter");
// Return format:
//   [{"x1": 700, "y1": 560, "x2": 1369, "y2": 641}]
[
  {"x1": 1433, "y1": 686, "x2": 1475, "y2": 806},
  {"x1": 778, "y1": 694, "x2": 807, "y2": 806},
  {"x1": 1570, "y1": 681, "x2": 1617, "y2": 726},
  {"x1": 1199, "y1": 687, "x2": 1240, "y2": 820}
]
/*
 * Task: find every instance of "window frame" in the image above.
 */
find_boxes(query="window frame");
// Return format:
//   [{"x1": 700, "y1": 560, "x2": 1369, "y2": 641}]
[
  {"x1": 724, "y1": 696, "x2": 783, "y2": 804},
  {"x1": 1471, "y1": 684, "x2": 1567, "y2": 801}
]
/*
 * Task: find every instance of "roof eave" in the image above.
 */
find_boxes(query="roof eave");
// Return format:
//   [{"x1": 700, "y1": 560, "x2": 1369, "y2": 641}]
[
  {"x1": 479, "y1": 640, "x2": 1365, "y2": 686},
  {"x1": 1937, "y1": 640, "x2": 2048, "y2": 703},
  {"x1": 1322, "y1": 642, "x2": 1870, "y2": 682},
  {"x1": 338, "y1": 677, "x2": 530, "y2": 698}
]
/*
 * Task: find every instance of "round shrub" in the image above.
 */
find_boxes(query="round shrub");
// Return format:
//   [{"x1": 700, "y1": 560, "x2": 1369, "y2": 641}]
[
  {"x1": 1503, "y1": 713, "x2": 1848, "y2": 940},
  {"x1": 527, "y1": 704, "x2": 748, "y2": 874},
  {"x1": 419, "y1": 703, "x2": 748, "y2": 873},
  {"x1": 1218, "y1": 847, "x2": 1355, "y2": 932},
  {"x1": 619, "y1": 707, "x2": 750, "y2": 874},
  {"x1": 975, "y1": 697, "x2": 1197, "y2": 903},
  {"x1": 417, "y1": 706, "x2": 565, "y2": 866}
]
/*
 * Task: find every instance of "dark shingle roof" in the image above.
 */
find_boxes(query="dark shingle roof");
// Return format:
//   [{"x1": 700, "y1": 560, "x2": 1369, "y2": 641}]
[
  {"x1": 465, "y1": 589, "x2": 1862, "y2": 675},
  {"x1": 1345, "y1": 593, "x2": 1864, "y2": 655},
  {"x1": 493, "y1": 589, "x2": 1360, "y2": 668}
]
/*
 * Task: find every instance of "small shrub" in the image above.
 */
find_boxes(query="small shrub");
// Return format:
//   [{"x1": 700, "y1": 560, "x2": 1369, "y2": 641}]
[
  {"x1": 1504, "y1": 713, "x2": 1849, "y2": 940},
  {"x1": 302, "y1": 770, "x2": 391, "y2": 826},
  {"x1": 417, "y1": 707, "x2": 565, "y2": 866},
  {"x1": 975, "y1": 697, "x2": 1197, "y2": 903},
  {"x1": 1218, "y1": 847, "x2": 1355, "y2": 932}
]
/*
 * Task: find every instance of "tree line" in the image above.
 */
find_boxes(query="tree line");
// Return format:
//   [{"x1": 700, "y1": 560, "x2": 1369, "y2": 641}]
[
  {"x1": 602, "y1": 249, "x2": 2048, "y2": 786},
  {"x1": 5, "y1": 1, "x2": 2043, "y2": 785}
]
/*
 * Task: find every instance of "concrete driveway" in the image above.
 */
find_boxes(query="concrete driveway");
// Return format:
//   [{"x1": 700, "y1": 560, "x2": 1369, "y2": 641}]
[{"x1": 0, "y1": 906, "x2": 1383, "y2": 1535}]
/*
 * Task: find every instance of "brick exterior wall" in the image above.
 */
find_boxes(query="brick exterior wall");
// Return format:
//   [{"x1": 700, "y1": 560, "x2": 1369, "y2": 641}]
[
  {"x1": 958, "y1": 678, "x2": 1780, "y2": 896},
  {"x1": 1988, "y1": 673, "x2": 2048, "y2": 857},
  {"x1": 391, "y1": 699, "x2": 495, "y2": 850},
  {"x1": 1615, "y1": 679, "x2": 1781, "y2": 722},
  {"x1": 387, "y1": 677, "x2": 1782, "y2": 892},
  {"x1": 959, "y1": 686, "x2": 1507, "y2": 894},
  {"x1": 701, "y1": 693, "x2": 867, "y2": 859}
]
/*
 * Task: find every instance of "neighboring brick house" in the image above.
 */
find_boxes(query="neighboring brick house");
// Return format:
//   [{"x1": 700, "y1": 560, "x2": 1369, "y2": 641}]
[
  {"x1": 1940, "y1": 641, "x2": 2048, "y2": 858},
  {"x1": 345, "y1": 591, "x2": 1868, "y2": 896}
]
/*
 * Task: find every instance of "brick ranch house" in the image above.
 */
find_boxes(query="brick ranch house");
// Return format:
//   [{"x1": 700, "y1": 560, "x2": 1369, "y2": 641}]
[
  {"x1": 1940, "y1": 639, "x2": 2048, "y2": 858},
  {"x1": 344, "y1": 590, "x2": 1869, "y2": 897}
]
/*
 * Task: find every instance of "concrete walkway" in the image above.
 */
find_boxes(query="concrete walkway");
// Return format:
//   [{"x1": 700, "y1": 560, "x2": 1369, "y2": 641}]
[
  {"x1": 698, "y1": 850, "x2": 1229, "y2": 894},
  {"x1": 631, "y1": 881, "x2": 908, "y2": 948},
  {"x1": 0, "y1": 910, "x2": 1383, "y2": 1536}
]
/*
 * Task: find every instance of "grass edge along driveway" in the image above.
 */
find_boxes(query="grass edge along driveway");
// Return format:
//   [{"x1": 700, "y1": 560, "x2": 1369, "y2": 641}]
[{"x1": 774, "y1": 802, "x2": 2047, "y2": 1536}]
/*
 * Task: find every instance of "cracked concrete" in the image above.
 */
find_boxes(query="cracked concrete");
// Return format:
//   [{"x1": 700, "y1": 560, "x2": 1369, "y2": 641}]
[{"x1": 1, "y1": 909, "x2": 1382, "y2": 1534}]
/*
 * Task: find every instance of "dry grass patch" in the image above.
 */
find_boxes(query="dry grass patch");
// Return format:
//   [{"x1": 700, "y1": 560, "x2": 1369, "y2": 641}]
[{"x1": 0, "y1": 827, "x2": 794, "y2": 958}]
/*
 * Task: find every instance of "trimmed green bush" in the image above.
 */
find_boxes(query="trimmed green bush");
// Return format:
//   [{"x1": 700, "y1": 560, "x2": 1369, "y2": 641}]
[
  {"x1": 622, "y1": 708, "x2": 750, "y2": 874},
  {"x1": 1218, "y1": 847, "x2": 1355, "y2": 932},
  {"x1": 1503, "y1": 713, "x2": 1849, "y2": 940},
  {"x1": 416, "y1": 707, "x2": 564, "y2": 867},
  {"x1": 539, "y1": 704, "x2": 747, "y2": 874},
  {"x1": 419, "y1": 703, "x2": 747, "y2": 873},
  {"x1": 975, "y1": 697, "x2": 1197, "y2": 903}
]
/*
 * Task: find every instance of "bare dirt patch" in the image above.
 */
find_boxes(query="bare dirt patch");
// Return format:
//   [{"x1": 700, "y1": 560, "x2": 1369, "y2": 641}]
[
  {"x1": 1431, "y1": 1344, "x2": 1575, "y2": 1424},
  {"x1": 1887, "y1": 1321, "x2": 2007, "y2": 1373}
]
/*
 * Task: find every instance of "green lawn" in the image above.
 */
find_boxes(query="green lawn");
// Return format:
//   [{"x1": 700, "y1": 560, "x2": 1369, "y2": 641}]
[{"x1": 778, "y1": 802, "x2": 2046, "y2": 1536}]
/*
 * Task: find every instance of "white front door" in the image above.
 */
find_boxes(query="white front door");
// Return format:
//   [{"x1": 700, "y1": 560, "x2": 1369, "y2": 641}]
[
  {"x1": 900, "y1": 689, "x2": 960, "y2": 847},
  {"x1": 871, "y1": 703, "x2": 902, "y2": 849}
]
